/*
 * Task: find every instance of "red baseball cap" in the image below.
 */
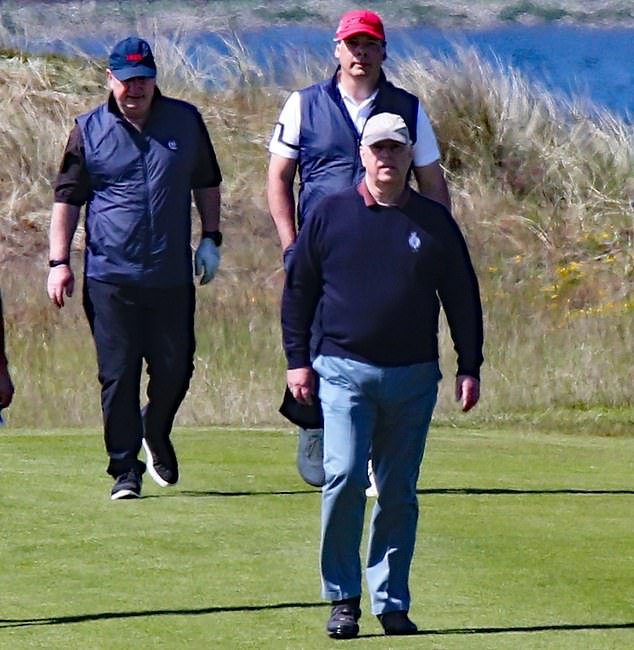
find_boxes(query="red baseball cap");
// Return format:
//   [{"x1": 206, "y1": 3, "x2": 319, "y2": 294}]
[{"x1": 334, "y1": 10, "x2": 386, "y2": 42}]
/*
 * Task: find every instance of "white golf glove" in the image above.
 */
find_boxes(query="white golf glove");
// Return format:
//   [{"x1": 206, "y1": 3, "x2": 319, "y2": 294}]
[{"x1": 194, "y1": 238, "x2": 220, "y2": 285}]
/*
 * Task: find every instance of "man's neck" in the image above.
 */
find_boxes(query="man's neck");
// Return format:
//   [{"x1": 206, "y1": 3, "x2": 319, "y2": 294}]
[
  {"x1": 122, "y1": 114, "x2": 148, "y2": 132},
  {"x1": 338, "y1": 70, "x2": 380, "y2": 103},
  {"x1": 365, "y1": 178, "x2": 409, "y2": 207}
]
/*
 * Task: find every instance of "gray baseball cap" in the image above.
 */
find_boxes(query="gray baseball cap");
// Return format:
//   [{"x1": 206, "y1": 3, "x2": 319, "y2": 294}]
[{"x1": 361, "y1": 112, "x2": 412, "y2": 146}]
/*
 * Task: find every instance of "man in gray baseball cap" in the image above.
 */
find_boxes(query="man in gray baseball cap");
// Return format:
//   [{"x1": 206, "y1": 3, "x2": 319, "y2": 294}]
[
  {"x1": 268, "y1": 9, "x2": 451, "y2": 493},
  {"x1": 282, "y1": 112, "x2": 483, "y2": 639}
]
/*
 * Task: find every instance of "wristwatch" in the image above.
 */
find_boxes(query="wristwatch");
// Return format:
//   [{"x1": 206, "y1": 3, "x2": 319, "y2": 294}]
[
  {"x1": 201, "y1": 230, "x2": 223, "y2": 247},
  {"x1": 49, "y1": 259, "x2": 70, "y2": 268}
]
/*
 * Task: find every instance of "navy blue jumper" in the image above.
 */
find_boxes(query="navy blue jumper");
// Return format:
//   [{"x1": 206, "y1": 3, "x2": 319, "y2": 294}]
[{"x1": 282, "y1": 182, "x2": 484, "y2": 379}]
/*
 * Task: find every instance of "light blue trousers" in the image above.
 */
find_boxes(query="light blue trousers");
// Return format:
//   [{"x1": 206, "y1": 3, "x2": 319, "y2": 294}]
[{"x1": 313, "y1": 354, "x2": 441, "y2": 615}]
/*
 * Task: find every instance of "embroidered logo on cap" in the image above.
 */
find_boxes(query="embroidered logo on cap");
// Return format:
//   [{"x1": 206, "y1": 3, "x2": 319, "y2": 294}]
[{"x1": 127, "y1": 53, "x2": 144, "y2": 62}]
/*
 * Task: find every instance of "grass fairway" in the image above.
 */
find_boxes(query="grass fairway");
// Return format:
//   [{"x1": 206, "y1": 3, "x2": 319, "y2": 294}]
[{"x1": 1, "y1": 426, "x2": 632, "y2": 649}]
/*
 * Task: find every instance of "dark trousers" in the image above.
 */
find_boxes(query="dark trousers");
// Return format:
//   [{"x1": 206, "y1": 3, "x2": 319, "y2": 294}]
[{"x1": 83, "y1": 278, "x2": 196, "y2": 477}]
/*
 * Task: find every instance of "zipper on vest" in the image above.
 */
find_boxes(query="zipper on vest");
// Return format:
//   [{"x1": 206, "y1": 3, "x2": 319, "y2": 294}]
[
  {"x1": 141, "y1": 138, "x2": 152, "y2": 270},
  {"x1": 335, "y1": 91, "x2": 364, "y2": 185}
]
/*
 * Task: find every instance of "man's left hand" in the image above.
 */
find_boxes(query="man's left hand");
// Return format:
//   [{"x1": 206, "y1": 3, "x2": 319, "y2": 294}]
[
  {"x1": 455, "y1": 375, "x2": 480, "y2": 412},
  {"x1": 194, "y1": 239, "x2": 221, "y2": 285}
]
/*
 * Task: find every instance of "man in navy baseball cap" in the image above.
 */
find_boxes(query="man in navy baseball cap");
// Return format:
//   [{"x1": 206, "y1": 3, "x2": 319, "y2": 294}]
[
  {"x1": 108, "y1": 36, "x2": 157, "y2": 81},
  {"x1": 48, "y1": 34, "x2": 223, "y2": 500}
]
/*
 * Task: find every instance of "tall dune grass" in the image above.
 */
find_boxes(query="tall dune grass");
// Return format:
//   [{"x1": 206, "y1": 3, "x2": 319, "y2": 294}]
[{"x1": 0, "y1": 36, "x2": 631, "y2": 433}]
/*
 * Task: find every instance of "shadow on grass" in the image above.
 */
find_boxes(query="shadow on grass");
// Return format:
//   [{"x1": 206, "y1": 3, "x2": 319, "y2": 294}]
[
  {"x1": 0, "y1": 602, "x2": 324, "y2": 629},
  {"x1": 1, "y1": 606, "x2": 632, "y2": 636},
  {"x1": 143, "y1": 488, "x2": 320, "y2": 498},
  {"x1": 142, "y1": 487, "x2": 634, "y2": 498},
  {"x1": 417, "y1": 488, "x2": 634, "y2": 495},
  {"x1": 359, "y1": 621, "x2": 634, "y2": 638}
]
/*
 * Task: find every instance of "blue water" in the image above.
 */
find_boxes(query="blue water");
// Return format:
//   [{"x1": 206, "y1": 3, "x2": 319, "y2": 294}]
[
  {"x1": 18, "y1": 24, "x2": 634, "y2": 121},
  {"x1": 217, "y1": 24, "x2": 634, "y2": 120}
]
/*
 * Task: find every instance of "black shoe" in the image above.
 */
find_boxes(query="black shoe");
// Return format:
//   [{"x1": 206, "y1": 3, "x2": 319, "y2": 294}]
[
  {"x1": 142, "y1": 436, "x2": 178, "y2": 487},
  {"x1": 377, "y1": 611, "x2": 418, "y2": 635},
  {"x1": 111, "y1": 464, "x2": 144, "y2": 500},
  {"x1": 326, "y1": 597, "x2": 361, "y2": 639}
]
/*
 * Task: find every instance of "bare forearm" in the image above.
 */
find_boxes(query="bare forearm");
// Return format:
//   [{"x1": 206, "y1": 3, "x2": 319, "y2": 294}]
[
  {"x1": 193, "y1": 186, "x2": 221, "y2": 233},
  {"x1": 268, "y1": 184, "x2": 297, "y2": 251},
  {"x1": 49, "y1": 202, "x2": 81, "y2": 260},
  {"x1": 267, "y1": 154, "x2": 298, "y2": 251}
]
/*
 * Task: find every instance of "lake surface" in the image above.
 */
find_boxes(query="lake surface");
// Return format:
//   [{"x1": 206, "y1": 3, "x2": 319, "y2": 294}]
[
  {"x1": 15, "y1": 24, "x2": 634, "y2": 121},
  {"x1": 211, "y1": 24, "x2": 634, "y2": 120}
]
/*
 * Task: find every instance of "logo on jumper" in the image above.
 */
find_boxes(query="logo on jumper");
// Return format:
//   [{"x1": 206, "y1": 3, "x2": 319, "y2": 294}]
[
  {"x1": 168, "y1": 139, "x2": 178, "y2": 151},
  {"x1": 408, "y1": 232, "x2": 421, "y2": 252},
  {"x1": 126, "y1": 54, "x2": 144, "y2": 62}
]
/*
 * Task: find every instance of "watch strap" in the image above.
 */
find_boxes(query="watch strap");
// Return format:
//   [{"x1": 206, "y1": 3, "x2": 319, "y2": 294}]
[
  {"x1": 201, "y1": 230, "x2": 222, "y2": 247},
  {"x1": 49, "y1": 259, "x2": 70, "y2": 268}
]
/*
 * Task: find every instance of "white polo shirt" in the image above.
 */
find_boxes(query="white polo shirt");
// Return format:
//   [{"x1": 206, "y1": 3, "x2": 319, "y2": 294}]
[{"x1": 269, "y1": 83, "x2": 441, "y2": 167}]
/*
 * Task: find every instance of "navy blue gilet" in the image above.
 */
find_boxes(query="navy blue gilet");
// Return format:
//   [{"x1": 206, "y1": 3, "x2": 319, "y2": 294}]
[
  {"x1": 77, "y1": 95, "x2": 203, "y2": 287},
  {"x1": 297, "y1": 69, "x2": 419, "y2": 229}
]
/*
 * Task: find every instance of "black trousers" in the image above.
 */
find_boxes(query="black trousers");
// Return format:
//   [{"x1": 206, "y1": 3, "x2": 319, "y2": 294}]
[{"x1": 83, "y1": 278, "x2": 196, "y2": 477}]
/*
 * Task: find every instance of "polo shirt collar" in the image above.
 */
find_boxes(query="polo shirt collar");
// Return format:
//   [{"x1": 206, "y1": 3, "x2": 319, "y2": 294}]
[
  {"x1": 357, "y1": 179, "x2": 411, "y2": 208},
  {"x1": 338, "y1": 84, "x2": 378, "y2": 109}
]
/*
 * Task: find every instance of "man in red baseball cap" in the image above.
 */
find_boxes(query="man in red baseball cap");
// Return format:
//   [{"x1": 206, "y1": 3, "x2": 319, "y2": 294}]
[
  {"x1": 268, "y1": 8, "x2": 451, "y2": 633},
  {"x1": 268, "y1": 12, "x2": 450, "y2": 480}
]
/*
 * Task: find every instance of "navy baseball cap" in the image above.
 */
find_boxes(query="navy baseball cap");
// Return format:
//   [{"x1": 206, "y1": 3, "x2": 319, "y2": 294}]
[{"x1": 109, "y1": 37, "x2": 156, "y2": 81}]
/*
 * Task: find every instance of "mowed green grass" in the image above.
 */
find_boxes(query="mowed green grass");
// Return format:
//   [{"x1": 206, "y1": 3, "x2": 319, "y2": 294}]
[{"x1": 1, "y1": 426, "x2": 632, "y2": 649}]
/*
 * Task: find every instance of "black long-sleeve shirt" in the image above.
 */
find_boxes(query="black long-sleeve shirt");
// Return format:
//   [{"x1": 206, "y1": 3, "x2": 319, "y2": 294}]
[{"x1": 282, "y1": 181, "x2": 484, "y2": 378}]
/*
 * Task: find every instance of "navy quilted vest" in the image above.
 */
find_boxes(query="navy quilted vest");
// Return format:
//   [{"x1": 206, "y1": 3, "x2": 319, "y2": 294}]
[
  {"x1": 77, "y1": 95, "x2": 202, "y2": 287},
  {"x1": 297, "y1": 70, "x2": 419, "y2": 228}
]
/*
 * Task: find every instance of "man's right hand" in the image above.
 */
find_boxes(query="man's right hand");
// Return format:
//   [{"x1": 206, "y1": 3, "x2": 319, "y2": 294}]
[
  {"x1": 287, "y1": 367, "x2": 315, "y2": 405},
  {"x1": 47, "y1": 266, "x2": 75, "y2": 308}
]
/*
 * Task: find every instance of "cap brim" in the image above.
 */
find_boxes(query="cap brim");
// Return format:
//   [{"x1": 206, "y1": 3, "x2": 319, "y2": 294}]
[
  {"x1": 111, "y1": 66, "x2": 156, "y2": 81},
  {"x1": 279, "y1": 386, "x2": 324, "y2": 429},
  {"x1": 334, "y1": 29, "x2": 385, "y2": 42},
  {"x1": 361, "y1": 133, "x2": 410, "y2": 147}
]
